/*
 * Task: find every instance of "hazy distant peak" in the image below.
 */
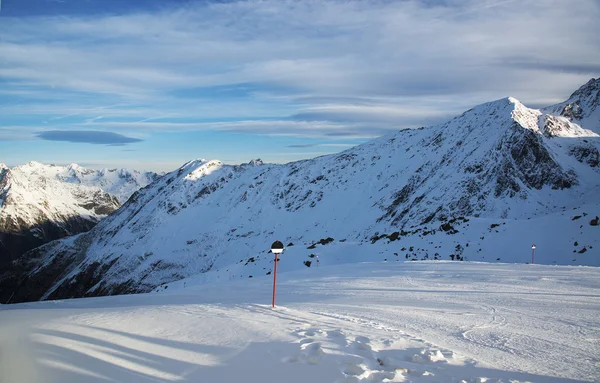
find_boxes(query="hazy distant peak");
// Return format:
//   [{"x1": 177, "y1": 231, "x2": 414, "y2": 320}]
[
  {"x1": 21, "y1": 161, "x2": 45, "y2": 169},
  {"x1": 66, "y1": 163, "x2": 84, "y2": 171}
]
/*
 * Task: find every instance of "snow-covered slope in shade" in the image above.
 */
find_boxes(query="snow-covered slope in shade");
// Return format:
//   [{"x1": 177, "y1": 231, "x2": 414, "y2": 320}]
[
  {"x1": 0, "y1": 162, "x2": 159, "y2": 263},
  {"x1": 1, "y1": 262, "x2": 599, "y2": 382},
  {"x1": 1, "y1": 80, "x2": 599, "y2": 303},
  {"x1": 543, "y1": 77, "x2": 600, "y2": 134}
]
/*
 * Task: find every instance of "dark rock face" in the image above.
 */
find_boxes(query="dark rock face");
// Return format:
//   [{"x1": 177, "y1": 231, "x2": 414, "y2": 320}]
[
  {"x1": 0, "y1": 216, "x2": 97, "y2": 265},
  {"x1": 490, "y1": 125, "x2": 578, "y2": 197},
  {"x1": 570, "y1": 145, "x2": 600, "y2": 168},
  {"x1": 560, "y1": 102, "x2": 584, "y2": 120},
  {"x1": 505, "y1": 125, "x2": 576, "y2": 191}
]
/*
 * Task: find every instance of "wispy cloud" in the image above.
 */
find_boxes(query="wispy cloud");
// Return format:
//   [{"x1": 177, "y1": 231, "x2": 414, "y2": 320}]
[
  {"x1": 287, "y1": 144, "x2": 319, "y2": 148},
  {"x1": 287, "y1": 143, "x2": 355, "y2": 148},
  {"x1": 64, "y1": 119, "x2": 381, "y2": 139},
  {"x1": 36, "y1": 130, "x2": 143, "y2": 145},
  {"x1": 1, "y1": 0, "x2": 599, "y2": 141}
]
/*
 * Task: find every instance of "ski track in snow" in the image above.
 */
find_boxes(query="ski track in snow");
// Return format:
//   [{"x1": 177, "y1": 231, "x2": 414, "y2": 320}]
[{"x1": 1, "y1": 262, "x2": 599, "y2": 383}]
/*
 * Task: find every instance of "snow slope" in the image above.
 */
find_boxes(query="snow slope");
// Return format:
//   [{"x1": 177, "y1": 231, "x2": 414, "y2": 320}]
[
  {"x1": 1, "y1": 262, "x2": 599, "y2": 383},
  {"x1": 0, "y1": 162, "x2": 159, "y2": 263},
  {"x1": 1, "y1": 81, "x2": 599, "y2": 303}
]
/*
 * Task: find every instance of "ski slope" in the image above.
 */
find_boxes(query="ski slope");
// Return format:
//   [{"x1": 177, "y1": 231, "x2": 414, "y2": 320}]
[{"x1": 1, "y1": 261, "x2": 599, "y2": 383}]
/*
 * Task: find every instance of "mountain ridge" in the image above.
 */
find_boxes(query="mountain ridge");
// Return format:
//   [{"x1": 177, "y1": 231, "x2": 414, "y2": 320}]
[
  {"x1": 0, "y1": 163, "x2": 160, "y2": 264},
  {"x1": 1, "y1": 80, "x2": 599, "y2": 303},
  {"x1": 543, "y1": 77, "x2": 600, "y2": 134},
  {"x1": 11, "y1": 161, "x2": 160, "y2": 203}
]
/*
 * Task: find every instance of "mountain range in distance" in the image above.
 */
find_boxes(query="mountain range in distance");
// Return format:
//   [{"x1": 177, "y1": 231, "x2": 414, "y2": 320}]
[{"x1": 0, "y1": 162, "x2": 159, "y2": 263}]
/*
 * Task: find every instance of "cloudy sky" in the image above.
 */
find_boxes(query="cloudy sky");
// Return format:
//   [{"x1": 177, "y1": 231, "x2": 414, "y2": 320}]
[{"x1": 1, "y1": 0, "x2": 599, "y2": 172}]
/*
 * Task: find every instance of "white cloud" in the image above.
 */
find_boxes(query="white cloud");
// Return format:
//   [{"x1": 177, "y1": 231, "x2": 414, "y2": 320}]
[{"x1": 0, "y1": 0, "x2": 599, "y2": 138}]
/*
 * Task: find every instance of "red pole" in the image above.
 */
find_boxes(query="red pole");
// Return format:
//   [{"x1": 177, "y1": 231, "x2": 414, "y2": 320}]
[{"x1": 272, "y1": 253, "x2": 278, "y2": 308}]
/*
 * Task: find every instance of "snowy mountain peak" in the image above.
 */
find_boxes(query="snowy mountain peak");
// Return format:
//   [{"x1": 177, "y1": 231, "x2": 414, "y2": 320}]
[
  {"x1": 20, "y1": 161, "x2": 45, "y2": 170},
  {"x1": 66, "y1": 163, "x2": 84, "y2": 172},
  {"x1": 543, "y1": 78, "x2": 600, "y2": 134},
  {"x1": 569, "y1": 77, "x2": 599, "y2": 100},
  {"x1": 506, "y1": 96, "x2": 529, "y2": 109},
  {"x1": 184, "y1": 160, "x2": 223, "y2": 181},
  {"x1": 467, "y1": 95, "x2": 596, "y2": 139},
  {"x1": 453, "y1": 96, "x2": 540, "y2": 135},
  {"x1": 510, "y1": 98, "x2": 542, "y2": 132},
  {"x1": 179, "y1": 158, "x2": 208, "y2": 171}
]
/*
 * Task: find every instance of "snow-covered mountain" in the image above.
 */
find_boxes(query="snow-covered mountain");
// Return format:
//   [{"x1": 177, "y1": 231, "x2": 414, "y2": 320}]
[
  {"x1": 0, "y1": 162, "x2": 159, "y2": 263},
  {"x1": 543, "y1": 77, "x2": 600, "y2": 134},
  {"x1": 1, "y1": 80, "x2": 599, "y2": 303},
  {"x1": 11, "y1": 162, "x2": 160, "y2": 204}
]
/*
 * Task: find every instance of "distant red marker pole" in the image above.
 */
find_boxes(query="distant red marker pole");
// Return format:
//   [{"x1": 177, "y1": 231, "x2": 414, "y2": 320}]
[
  {"x1": 531, "y1": 244, "x2": 536, "y2": 264},
  {"x1": 271, "y1": 241, "x2": 284, "y2": 308}
]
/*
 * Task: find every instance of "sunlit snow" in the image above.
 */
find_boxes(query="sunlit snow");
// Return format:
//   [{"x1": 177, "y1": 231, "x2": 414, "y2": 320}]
[{"x1": 1, "y1": 262, "x2": 599, "y2": 382}]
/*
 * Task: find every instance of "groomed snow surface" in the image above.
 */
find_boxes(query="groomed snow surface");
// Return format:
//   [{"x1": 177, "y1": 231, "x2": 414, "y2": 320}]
[{"x1": 1, "y1": 261, "x2": 599, "y2": 383}]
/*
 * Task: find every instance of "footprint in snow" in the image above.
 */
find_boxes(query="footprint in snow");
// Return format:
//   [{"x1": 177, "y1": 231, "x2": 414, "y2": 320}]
[
  {"x1": 352, "y1": 336, "x2": 374, "y2": 351},
  {"x1": 288, "y1": 328, "x2": 468, "y2": 383},
  {"x1": 295, "y1": 327, "x2": 326, "y2": 339},
  {"x1": 410, "y1": 348, "x2": 448, "y2": 364},
  {"x1": 299, "y1": 338, "x2": 315, "y2": 345},
  {"x1": 327, "y1": 329, "x2": 345, "y2": 339},
  {"x1": 283, "y1": 341, "x2": 324, "y2": 365}
]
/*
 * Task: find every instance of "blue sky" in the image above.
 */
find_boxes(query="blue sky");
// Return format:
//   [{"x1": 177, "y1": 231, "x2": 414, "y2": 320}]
[{"x1": 1, "y1": 0, "x2": 599, "y2": 172}]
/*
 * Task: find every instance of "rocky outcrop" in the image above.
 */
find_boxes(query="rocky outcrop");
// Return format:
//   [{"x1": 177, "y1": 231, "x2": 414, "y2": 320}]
[{"x1": 544, "y1": 78, "x2": 600, "y2": 134}]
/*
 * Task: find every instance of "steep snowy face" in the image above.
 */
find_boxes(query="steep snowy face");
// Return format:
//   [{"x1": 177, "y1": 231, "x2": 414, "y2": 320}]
[
  {"x1": 544, "y1": 78, "x2": 600, "y2": 134},
  {"x1": 0, "y1": 162, "x2": 158, "y2": 263}
]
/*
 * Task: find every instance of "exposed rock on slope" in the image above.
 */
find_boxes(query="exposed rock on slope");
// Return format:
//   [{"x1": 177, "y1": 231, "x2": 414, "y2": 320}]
[{"x1": 544, "y1": 78, "x2": 600, "y2": 134}]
